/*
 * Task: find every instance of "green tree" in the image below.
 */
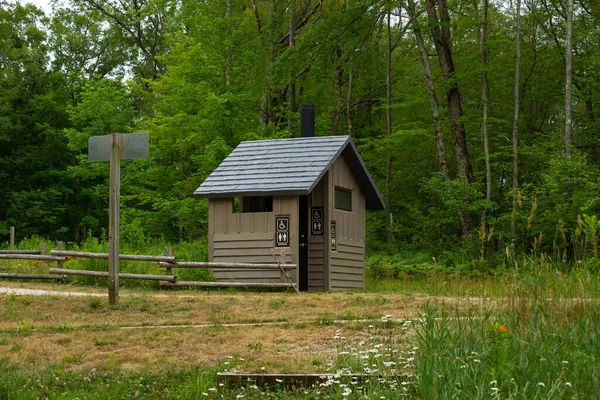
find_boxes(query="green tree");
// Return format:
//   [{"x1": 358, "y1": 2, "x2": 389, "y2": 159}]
[{"x1": 0, "y1": 2, "x2": 73, "y2": 240}]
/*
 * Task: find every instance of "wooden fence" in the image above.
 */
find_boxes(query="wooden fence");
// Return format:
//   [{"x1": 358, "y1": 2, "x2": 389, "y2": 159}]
[
  {"x1": 159, "y1": 261, "x2": 298, "y2": 292},
  {"x1": 0, "y1": 244, "x2": 297, "y2": 291},
  {"x1": 0, "y1": 243, "x2": 63, "y2": 280}
]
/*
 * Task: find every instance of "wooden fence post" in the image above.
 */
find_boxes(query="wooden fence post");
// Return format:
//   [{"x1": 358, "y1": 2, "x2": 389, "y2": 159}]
[
  {"x1": 56, "y1": 241, "x2": 63, "y2": 269},
  {"x1": 165, "y1": 248, "x2": 173, "y2": 288},
  {"x1": 9, "y1": 227, "x2": 14, "y2": 248},
  {"x1": 108, "y1": 133, "x2": 122, "y2": 305},
  {"x1": 40, "y1": 242, "x2": 46, "y2": 255}
]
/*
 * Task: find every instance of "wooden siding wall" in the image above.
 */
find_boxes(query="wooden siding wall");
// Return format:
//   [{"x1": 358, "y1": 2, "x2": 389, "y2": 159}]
[
  {"x1": 328, "y1": 157, "x2": 366, "y2": 290},
  {"x1": 308, "y1": 177, "x2": 325, "y2": 291},
  {"x1": 208, "y1": 197, "x2": 298, "y2": 284}
]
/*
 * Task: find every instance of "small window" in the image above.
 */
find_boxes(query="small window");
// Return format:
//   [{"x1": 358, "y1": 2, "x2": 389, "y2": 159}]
[
  {"x1": 335, "y1": 187, "x2": 352, "y2": 211},
  {"x1": 242, "y1": 196, "x2": 273, "y2": 213}
]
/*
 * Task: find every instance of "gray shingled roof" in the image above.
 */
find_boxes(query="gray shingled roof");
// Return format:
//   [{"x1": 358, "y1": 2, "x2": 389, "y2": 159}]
[{"x1": 193, "y1": 135, "x2": 385, "y2": 210}]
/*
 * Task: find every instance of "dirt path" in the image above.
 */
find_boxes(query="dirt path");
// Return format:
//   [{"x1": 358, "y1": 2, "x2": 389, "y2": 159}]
[{"x1": 0, "y1": 286, "x2": 106, "y2": 297}]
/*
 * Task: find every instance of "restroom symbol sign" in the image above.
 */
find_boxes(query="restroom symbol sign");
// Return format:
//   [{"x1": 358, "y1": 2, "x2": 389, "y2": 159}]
[
  {"x1": 277, "y1": 232, "x2": 288, "y2": 244},
  {"x1": 311, "y1": 208, "x2": 324, "y2": 235},
  {"x1": 275, "y1": 217, "x2": 290, "y2": 247}
]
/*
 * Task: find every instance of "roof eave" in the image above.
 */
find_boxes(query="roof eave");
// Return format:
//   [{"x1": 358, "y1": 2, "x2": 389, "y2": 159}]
[{"x1": 194, "y1": 188, "x2": 312, "y2": 199}]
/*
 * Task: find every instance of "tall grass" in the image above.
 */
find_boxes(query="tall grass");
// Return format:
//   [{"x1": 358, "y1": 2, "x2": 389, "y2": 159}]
[
  {"x1": 0, "y1": 360, "x2": 222, "y2": 400},
  {"x1": 413, "y1": 267, "x2": 600, "y2": 399}
]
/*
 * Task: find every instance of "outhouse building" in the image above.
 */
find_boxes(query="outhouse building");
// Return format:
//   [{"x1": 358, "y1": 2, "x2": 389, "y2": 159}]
[{"x1": 194, "y1": 111, "x2": 384, "y2": 291}]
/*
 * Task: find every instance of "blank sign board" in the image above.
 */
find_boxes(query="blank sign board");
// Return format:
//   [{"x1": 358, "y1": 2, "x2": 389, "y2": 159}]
[{"x1": 88, "y1": 132, "x2": 149, "y2": 162}]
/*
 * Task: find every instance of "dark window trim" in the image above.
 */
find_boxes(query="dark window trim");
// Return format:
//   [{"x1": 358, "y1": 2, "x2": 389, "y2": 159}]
[{"x1": 335, "y1": 186, "x2": 352, "y2": 212}]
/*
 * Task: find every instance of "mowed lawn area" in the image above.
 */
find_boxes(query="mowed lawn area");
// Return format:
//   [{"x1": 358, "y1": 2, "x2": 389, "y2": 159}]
[
  {"x1": 0, "y1": 282, "x2": 425, "y2": 373},
  {"x1": 0, "y1": 273, "x2": 599, "y2": 399}
]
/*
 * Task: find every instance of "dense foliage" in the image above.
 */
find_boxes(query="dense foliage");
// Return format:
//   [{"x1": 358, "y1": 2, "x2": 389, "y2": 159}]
[{"x1": 1, "y1": 0, "x2": 599, "y2": 267}]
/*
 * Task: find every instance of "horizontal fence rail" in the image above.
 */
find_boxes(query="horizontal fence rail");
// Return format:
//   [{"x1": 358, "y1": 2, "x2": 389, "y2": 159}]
[
  {"x1": 159, "y1": 261, "x2": 299, "y2": 293},
  {"x1": 0, "y1": 250, "x2": 42, "y2": 255},
  {"x1": 0, "y1": 246, "x2": 63, "y2": 281},
  {"x1": 0, "y1": 254, "x2": 66, "y2": 262},
  {"x1": 0, "y1": 273, "x2": 61, "y2": 280},
  {"x1": 50, "y1": 250, "x2": 176, "y2": 263},
  {"x1": 48, "y1": 268, "x2": 176, "y2": 282}
]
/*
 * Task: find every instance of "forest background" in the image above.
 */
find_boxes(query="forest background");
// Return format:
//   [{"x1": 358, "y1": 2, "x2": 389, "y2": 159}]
[{"x1": 1, "y1": 0, "x2": 599, "y2": 273}]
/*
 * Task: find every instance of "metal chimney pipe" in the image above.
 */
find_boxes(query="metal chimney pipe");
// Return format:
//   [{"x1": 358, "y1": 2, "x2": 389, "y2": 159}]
[{"x1": 300, "y1": 104, "x2": 315, "y2": 137}]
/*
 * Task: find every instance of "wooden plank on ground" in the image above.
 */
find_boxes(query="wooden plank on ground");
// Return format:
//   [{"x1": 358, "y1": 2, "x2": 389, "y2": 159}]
[{"x1": 217, "y1": 373, "x2": 408, "y2": 389}]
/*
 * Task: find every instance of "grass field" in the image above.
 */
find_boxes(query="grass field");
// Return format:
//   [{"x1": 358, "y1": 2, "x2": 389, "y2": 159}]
[{"x1": 0, "y1": 268, "x2": 599, "y2": 399}]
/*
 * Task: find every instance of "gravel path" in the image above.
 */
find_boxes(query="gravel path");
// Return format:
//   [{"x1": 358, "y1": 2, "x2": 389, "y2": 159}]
[{"x1": 0, "y1": 287, "x2": 105, "y2": 297}]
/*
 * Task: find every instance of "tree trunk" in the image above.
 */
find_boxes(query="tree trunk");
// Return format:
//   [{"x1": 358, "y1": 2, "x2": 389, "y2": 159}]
[
  {"x1": 386, "y1": 11, "x2": 393, "y2": 243},
  {"x1": 565, "y1": 0, "x2": 574, "y2": 156},
  {"x1": 425, "y1": 0, "x2": 475, "y2": 235},
  {"x1": 511, "y1": 0, "x2": 522, "y2": 252},
  {"x1": 288, "y1": 0, "x2": 296, "y2": 133},
  {"x1": 332, "y1": 62, "x2": 343, "y2": 135},
  {"x1": 477, "y1": 0, "x2": 491, "y2": 222},
  {"x1": 250, "y1": 0, "x2": 262, "y2": 34},
  {"x1": 347, "y1": 65, "x2": 354, "y2": 136},
  {"x1": 406, "y1": 0, "x2": 449, "y2": 181},
  {"x1": 374, "y1": 14, "x2": 384, "y2": 65},
  {"x1": 225, "y1": 0, "x2": 232, "y2": 88}
]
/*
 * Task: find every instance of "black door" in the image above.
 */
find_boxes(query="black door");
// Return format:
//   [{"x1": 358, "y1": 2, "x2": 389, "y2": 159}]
[{"x1": 299, "y1": 195, "x2": 309, "y2": 291}]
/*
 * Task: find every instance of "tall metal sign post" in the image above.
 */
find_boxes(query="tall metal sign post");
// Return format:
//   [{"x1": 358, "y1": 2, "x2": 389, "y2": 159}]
[{"x1": 89, "y1": 132, "x2": 149, "y2": 305}]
